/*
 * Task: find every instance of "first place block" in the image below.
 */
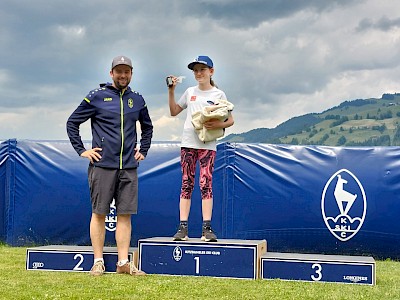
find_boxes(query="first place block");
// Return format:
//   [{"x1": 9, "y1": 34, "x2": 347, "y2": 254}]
[
  {"x1": 26, "y1": 245, "x2": 137, "y2": 273},
  {"x1": 138, "y1": 237, "x2": 266, "y2": 279}
]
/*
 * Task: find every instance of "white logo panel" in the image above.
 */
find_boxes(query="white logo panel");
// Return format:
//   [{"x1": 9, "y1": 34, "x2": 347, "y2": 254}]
[
  {"x1": 321, "y1": 169, "x2": 367, "y2": 241},
  {"x1": 173, "y1": 246, "x2": 183, "y2": 261}
]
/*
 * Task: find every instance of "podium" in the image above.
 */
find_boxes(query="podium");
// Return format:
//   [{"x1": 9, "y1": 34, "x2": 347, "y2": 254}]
[
  {"x1": 138, "y1": 237, "x2": 267, "y2": 279},
  {"x1": 260, "y1": 252, "x2": 375, "y2": 285},
  {"x1": 26, "y1": 245, "x2": 137, "y2": 273},
  {"x1": 25, "y1": 242, "x2": 376, "y2": 285}
]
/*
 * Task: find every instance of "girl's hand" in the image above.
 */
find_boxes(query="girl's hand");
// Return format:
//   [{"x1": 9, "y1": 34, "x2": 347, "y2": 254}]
[
  {"x1": 167, "y1": 75, "x2": 177, "y2": 89},
  {"x1": 203, "y1": 118, "x2": 223, "y2": 130}
]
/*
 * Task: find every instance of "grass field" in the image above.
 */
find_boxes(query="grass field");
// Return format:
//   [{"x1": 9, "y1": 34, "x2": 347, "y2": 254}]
[{"x1": 0, "y1": 244, "x2": 399, "y2": 300}]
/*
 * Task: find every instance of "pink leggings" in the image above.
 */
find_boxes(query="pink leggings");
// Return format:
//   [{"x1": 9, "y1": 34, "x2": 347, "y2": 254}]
[{"x1": 180, "y1": 147, "x2": 216, "y2": 200}]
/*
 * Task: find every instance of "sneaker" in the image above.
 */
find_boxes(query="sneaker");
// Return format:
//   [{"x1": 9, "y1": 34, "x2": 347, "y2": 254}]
[
  {"x1": 116, "y1": 261, "x2": 146, "y2": 276},
  {"x1": 173, "y1": 224, "x2": 188, "y2": 241},
  {"x1": 89, "y1": 260, "x2": 105, "y2": 276},
  {"x1": 201, "y1": 226, "x2": 218, "y2": 242}
]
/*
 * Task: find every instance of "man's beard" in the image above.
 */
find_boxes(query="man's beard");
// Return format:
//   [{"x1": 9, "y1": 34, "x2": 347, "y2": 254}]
[{"x1": 114, "y1": 79, "x2": 129, "y2": 90}]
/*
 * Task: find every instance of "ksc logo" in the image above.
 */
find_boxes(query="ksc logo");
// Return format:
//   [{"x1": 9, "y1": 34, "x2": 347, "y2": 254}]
[
  {"x1": 173, "y1": 246, "x2": 183, "y2": 262},
  {"x1": 105, "y1": 199, "x2": 117, "y2": 232},
  {"x1": 321, "y1": 169, "x2": 367, "y2": 242}
]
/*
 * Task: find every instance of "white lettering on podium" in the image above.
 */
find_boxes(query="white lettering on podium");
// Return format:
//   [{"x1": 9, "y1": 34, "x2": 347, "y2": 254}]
[
  {"x1": 32, "y1": 262, "x2": 44, "y2": 269},
  {"x1": 184, "y1": 250, "x2": 220, "y2": 256},
  {"x1": 343, "y1": 275, "x2": 368, "y2": 283}
]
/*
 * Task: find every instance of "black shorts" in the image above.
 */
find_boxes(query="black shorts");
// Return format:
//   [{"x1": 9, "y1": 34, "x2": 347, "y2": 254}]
[{"x1": 88, "y1": 165, "x2": 138, "y2": 215}]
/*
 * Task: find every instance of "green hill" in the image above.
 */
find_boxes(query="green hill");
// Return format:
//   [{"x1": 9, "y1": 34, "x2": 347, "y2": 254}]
[{"x1": 223, "y1": 93, "x2": 400, "y2": 146}]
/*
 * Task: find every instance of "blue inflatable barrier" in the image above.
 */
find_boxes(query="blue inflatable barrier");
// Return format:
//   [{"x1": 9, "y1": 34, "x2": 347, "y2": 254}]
[
  {"x1": 1, "y1": 140, "x2": 399, "y2": 259},
  {"x1": 0, "y1": 139, "x2": 8, "y2": 241},
  {"x1": 223, "y1": 144, "x2": 400, "y2": 258}
]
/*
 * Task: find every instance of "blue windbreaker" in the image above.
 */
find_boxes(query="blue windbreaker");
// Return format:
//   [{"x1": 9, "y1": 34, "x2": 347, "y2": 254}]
[{"x1": 66, "y1": 83, "x2": 153, "y2": 169}]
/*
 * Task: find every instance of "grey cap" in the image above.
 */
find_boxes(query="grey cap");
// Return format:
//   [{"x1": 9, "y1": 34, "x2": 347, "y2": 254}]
[{"x1": 111, "y1": 55, "x2": 133, "y2": 69}]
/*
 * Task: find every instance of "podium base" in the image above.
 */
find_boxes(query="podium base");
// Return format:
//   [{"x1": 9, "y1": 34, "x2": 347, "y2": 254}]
[
  {"x1": 261, "y1": 252, "x2": 375, "y2": 285},
  {"x1": 138, "y1": 237, "x2": 267, "y2": 279},
  {"x1": 26, "y1": 245, "x2": 137, "y2": 273}
]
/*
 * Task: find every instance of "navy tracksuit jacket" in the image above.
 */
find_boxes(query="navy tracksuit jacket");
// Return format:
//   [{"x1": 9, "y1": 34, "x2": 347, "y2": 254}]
[{"x1": 66, "y1": 83, "x2": 153, "y2": 169}]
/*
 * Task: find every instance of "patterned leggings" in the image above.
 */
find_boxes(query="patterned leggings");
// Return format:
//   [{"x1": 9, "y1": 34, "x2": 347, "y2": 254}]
[{"x1": 180, "y1": 147, "x2": 216, "y2": 200}]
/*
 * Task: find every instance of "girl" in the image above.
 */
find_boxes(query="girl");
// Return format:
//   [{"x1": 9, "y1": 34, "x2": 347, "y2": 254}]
[{"x1": 167, "y1": 55, "x2": 234, "y2": 242}]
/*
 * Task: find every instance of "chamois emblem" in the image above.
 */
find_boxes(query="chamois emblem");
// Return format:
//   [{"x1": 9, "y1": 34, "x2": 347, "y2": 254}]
[{"x1": 321, "y1": 169, "x2": 367, "y2": 241}]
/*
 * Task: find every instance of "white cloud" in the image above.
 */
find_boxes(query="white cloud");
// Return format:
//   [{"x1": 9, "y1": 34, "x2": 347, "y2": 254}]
[
  {"x1": 54, "y1": 25, "x2": 86, "y2": 41},
  {"x1": 0, "y1": 105, "x2": 83, "y2": 140},
  {"x1": 0, "y1": 69, "x2": 12, "y2": 86},
  {"x1": 151, "y1": 114, "x2": 183, "y2": 142}
]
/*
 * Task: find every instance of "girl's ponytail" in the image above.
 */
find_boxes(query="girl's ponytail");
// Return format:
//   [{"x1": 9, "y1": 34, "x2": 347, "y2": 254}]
[{"x1": 210, "y1": 77, "x2": 218, "y2": 88}]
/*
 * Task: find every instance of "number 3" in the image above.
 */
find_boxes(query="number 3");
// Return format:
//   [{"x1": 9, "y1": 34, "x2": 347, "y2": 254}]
[{"x1": 311, "y1": 263, "x2": 322, "y2": 281}]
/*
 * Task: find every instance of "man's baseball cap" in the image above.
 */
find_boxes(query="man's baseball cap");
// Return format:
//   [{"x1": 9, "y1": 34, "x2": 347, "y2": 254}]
[
  {"x1": 111, "y1": 55, "x2": 133, "y2": 69},
  {"x1": 188, "y1": 55, "x2": 213, "y2": 70}
]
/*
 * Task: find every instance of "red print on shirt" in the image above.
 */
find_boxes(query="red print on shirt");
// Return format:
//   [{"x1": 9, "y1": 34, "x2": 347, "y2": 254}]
[{"x1": 190, "y1": 96, "x2": 197, "y2": 101}]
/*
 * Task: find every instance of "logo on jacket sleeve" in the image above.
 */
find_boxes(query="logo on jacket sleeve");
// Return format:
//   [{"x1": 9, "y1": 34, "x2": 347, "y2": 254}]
[{"x1": 321, "y1": 169, "x2": 367, "y2": 242}]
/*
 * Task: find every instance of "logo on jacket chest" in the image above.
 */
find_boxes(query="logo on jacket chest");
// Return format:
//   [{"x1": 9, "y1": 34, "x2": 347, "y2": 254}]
[
  {"x1": 103, "y1": 97, "x2": 134, "y2": 108},
  {"x1": 128, "y1": 98, "x2": 134, "y2": 108}
]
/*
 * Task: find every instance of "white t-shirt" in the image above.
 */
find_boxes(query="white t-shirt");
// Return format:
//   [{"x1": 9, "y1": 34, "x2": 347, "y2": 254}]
[{"x1": 177, "y1": 86, "x2": 227, "y2": 150}]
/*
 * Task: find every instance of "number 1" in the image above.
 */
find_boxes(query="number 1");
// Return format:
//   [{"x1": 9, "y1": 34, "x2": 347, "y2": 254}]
[{"x1": 194, "y1": 257, "x2": 200, "y2": 274}]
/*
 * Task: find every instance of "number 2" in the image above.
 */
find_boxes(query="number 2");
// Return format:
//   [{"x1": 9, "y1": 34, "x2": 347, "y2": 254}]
[{"x1": 73, "y1": 254, "x2": 84, "y2": 271}]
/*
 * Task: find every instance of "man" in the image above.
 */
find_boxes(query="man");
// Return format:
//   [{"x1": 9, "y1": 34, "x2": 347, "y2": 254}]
[{"x1": 66, "y1": 55, "x2": 153, "y2": 276}]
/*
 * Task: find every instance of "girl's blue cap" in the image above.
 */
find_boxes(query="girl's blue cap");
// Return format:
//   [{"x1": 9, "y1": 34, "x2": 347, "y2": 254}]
[{"x1": 188, "y1": 56, "x2": 213, "y2": 70}]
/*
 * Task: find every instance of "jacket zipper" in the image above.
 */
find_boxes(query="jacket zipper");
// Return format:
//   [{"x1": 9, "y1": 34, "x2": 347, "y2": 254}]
[{"x1": 119, "y1": 91, "x2": 124, "y2": 169}]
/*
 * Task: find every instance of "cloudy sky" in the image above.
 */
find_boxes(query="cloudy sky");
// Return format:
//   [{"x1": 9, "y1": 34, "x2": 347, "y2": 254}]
[{"x1": 1, "y1": 0, "x2": 400, "y2": 142}]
